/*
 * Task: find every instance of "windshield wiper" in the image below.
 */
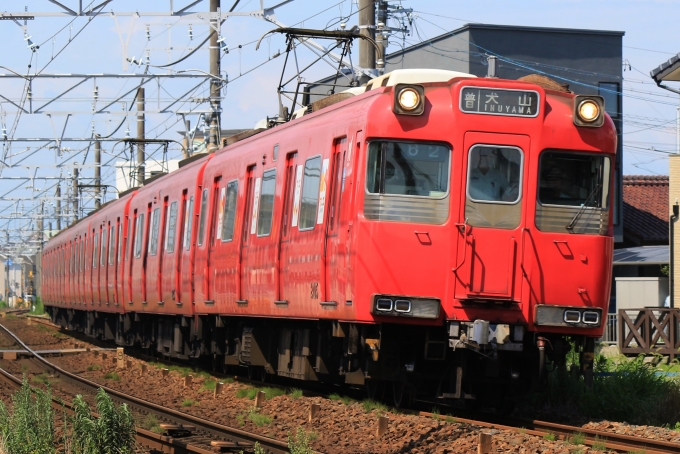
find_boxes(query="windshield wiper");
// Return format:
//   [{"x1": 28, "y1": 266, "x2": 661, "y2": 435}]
[{"x1": 566, "y1": 183, "x2": 602, "y2": 232}]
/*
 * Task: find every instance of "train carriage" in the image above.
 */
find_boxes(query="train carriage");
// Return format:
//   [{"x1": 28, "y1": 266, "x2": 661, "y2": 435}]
[{"x1": 42, "y1": 68, "x2": 616, "y2": 405}]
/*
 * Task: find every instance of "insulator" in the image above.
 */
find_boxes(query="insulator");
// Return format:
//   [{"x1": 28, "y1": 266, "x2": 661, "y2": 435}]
[
  {"x1": 93, "y1": 86, "x2": 99, "y2": 100},
  {"x1": 188, "y1": 24, "x2": 193, "y2": 40},
  {"x1": 146, "y1": 25, "x2": 151, "y2": 41}
]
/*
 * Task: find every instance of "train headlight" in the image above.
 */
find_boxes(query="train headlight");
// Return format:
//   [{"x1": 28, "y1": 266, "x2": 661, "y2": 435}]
[
  {"x1": 393, "y1": 84, "x2": 425, "y2": 116},
  {"x1": 578, "y1": 100, "x2": 600, "y2": 123},
  {"x1": 573, "y1": 95, "x2": 605, "y2": 127}
]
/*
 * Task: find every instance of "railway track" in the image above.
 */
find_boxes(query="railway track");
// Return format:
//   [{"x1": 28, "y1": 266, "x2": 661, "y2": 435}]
[{"x1": 0, "y1": 322, "x2": 291, "y2": 454}]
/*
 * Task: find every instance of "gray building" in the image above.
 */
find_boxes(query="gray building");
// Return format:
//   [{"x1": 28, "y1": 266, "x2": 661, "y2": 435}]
[{"x1": 309, "y1": 23, "x2": 625, "y2": 241}]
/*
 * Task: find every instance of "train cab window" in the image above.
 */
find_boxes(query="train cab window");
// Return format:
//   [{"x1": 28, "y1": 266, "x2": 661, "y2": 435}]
[
  {"x1": 299, "y1": 156, "x2": 322, "y2": 230},
  {"x1": 134, "y1": 214, "x2": 145, "y2": 258},
  {"x1": 367, "y1": 141, "x2": 450, "y2": 197},
  {"x1": 197, "y1": 189, "x2": 208, "y2": 246},
  {"x1": 467, "y1": 146, "x2": 522, "y2": 203},
  {"x1": 109, "y1": 225, "x2": 116, "y2": 265},
  {"x1": 165, "y1": 201, "x2": 178, "y2": 253},
  {"x1": 536, "y1": 152, "x2": 611, "y2": 235},
  {"x1": 101, "y1": 228, "x2": 108, "y2": 267},
  {"x1": 221, "y1": 181, "x2": 238, "y2": 242},
  {"x1": 257, "y1": 169, "x2": 276, "y2": 236},
  {"x1": 93, "y1": 233, "x2": 99, "y2": 268},
  {"x1": 184, "y1": 196, "x2": 194, "y2": 250},
  {"x1": 149, "y1": 208, "x2": 161, "y2": 256}
]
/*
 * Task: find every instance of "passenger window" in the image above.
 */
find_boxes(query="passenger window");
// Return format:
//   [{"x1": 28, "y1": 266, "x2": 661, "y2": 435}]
[
  {"x1": 299, "y1": 156, "x2": 322, "y2": 230},
  {"x1": 538, "y1": 152, "x2": 610, "y2": 208},
  {"x1": 184, "y1": 197, "x2": 194, "y2": 250},
  {"x1": 367, "y1": 142, "x2": 450, "y2": 197},
  {"x1": 221, "y1": 181, "x2": 238, "y2": 242},
  {"x1": 149, "y1": 208, "x2": 161, "y2": 256},
  {"x1": 467, "y1": 146, "x2": 523, "y2": 203},
  {"x1": 165, "y1": 201, "x2": 178, "y2": 253},
  {"x1": 257, "y1": 169, "x2": 276, "y2": 236},
  {"x1": 109, "y1": 226, "x2": 116, "y2": 265},
  {"x1": 197, "y1": 189, "x2": 208, "y2": 246},
  {"x1": 134, "y1": 214, "x2": 144, "y2": 258},
  {"x1": 93, "y1": 233, "x2": 99, "y2": 268},
  {"x1": 117, "y1": 223, "x2": 123, "y2": 261},
  {"x1": 100, "y1": 228, "x2": 107, "y2": 267},
  {"x1": 126, "y1": 218, "x2": 131, "y2": 260}
]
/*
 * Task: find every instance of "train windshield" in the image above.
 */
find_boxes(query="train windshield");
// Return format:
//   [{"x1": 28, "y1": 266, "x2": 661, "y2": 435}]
[
  {"x1": 366, "y1": 141, "x2": 450, "y2": 197},
  {"x1": 538, "y1": 152, "x2": 610, "y2": 209}
]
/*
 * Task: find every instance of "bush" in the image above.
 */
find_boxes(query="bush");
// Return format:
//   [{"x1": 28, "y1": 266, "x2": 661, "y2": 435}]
[
  {"x1": 288, "y1": 427, "x2": 314, "y2": 454},
  {"x1": 30, "y1": 297, "x2": 44, "y2": 315}
]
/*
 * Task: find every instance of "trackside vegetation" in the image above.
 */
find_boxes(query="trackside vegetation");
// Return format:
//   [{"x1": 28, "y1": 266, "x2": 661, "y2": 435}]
[
  {"x1": 530, "y1": 354, "x2": 680, "y2": 426},
  {"x1": 0, "y1": 378, "x2": 136, "y2": 454}
]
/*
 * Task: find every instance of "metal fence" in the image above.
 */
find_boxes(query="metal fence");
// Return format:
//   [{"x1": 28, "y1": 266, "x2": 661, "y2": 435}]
[{"x1": 598, "y1": 313, "x2": 618, "y2": 345}]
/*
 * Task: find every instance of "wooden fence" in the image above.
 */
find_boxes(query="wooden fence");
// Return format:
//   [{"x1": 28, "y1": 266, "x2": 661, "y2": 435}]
[{"x1": 618, "y1": 308, "x2": 680, "y2": 361}]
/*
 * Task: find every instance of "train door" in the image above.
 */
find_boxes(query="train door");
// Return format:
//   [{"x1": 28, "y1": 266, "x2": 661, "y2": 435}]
[
  {"x1": 179, "y1": 193, "x2": 194, "y2": 305},
  {"x1": 238, "y1": 165, "x2": 256, "y2": 303},
  {"x1": 161, "y1": 199, "x2": 179, "y2": 306},
  {"x1": 277, "y1": 152, "x2": 297, "y2": 302},
  {"x1": 142, "y1": 203, "x2": 153, "y2": 304},
  {"x1": 156, "y1": 197, "x2": 169, "y2": 304},
  {"x1": 205, "y1": 177, "x2": 222, "y2": 304},
  {"x1": 454, "y1": 132, "x2": 530, "y2": 302},
  {"x1": 108, "y1": 223, "x2": 116, "y2": 305},
  {"x1": 324, "y1": 138, "x2": 348, "y2": 303}
]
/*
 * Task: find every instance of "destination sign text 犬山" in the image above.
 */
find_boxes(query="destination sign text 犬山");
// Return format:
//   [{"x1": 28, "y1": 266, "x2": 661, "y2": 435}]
[{"x1": 459, "y1": 87, "x2": 540, "y2": 118}]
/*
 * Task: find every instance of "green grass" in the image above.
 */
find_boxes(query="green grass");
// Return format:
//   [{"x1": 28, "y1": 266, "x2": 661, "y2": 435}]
[
  {"x1": 181, "y1": 399, "x2": 197, "y2": 407},
  {"x1": 31, "y1": 372, "x2": 50, "y2": 385},
  {"x1": 236, "y1": 414, "x2": 245, "y2": 426},
  {"x1": 199, "y1": 378, "x2": 216, "y2": 392},
  {"x1": 103, "y1": 372, "x2": 120, "y2": 381},
  {"x1": 362, "y1": 399, "x2": 388, "y2": 414},
  {"x1": 568, "y1": 431, "x2": 586, "y2": 445},
  {"x1": 288, "y1": 388, "x2": 303, "y2": 399},
  {"x1": 87, "y1": 364, "x2": 101, "y2": 371},
  {"x1": 592, "y1": 435, "x2": 607, "y2": 451},
  {"x1": 445, "y1": 415, "x2": 456, "y2": 424},
  {"x1": 673, "y1": 422, "x2": 680, "y2": 431},
  {"x1": 329, "y1": 393, "x2": 342, "y2": 401},
  {"x1": 248, "y1": 409, "x2": 272, "y2": 427},
  {"x1": 140, "y1": 413, "x2": 163, "y2": 434},
  {"x1": 29, "y1": 297, "x2": 45, "y2": 315},
  {"x1": 543, "y1": 432, "x2": 556, "y2": 442}
]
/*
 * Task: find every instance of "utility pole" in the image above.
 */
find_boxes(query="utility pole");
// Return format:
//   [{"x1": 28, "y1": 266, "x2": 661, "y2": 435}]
[
  {"x1": 72, "y1": 168, "x2": 79, "y2": 223},
  {"x1": 37, "y1": 201, "x2": 44, "y2": 250},
  {"x1": 358, "y1": 0, "x2": 376, "y2": 84},
  {"x1": 94, "y1": 136, "x2": 101, "y2": 209},
  {"x1": 375, "y1": 0, "x2": 387, "y2": 72},
  {"x1": 183, "y1": 119, "x2": 191, "y2": 159},
  {"x1": 55, "y1": 184, "x2": 61, "y2": 231},
  {"x1": 208, "y1": 0, "x2": 221, "y2": 153},
  {"x1": 137, "y1": 87, "x2": 145, "y2": 186}
]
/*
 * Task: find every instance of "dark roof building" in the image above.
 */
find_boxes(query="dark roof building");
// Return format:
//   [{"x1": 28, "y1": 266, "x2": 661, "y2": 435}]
[{"x1": 622, "y1": 175, "x2": 669, "y2": 246}]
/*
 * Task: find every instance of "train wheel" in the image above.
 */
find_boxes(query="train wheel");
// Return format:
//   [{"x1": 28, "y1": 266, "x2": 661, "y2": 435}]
[
  {"x1": 366, "y1": 380, "x2": 381, "y2": 401},
  {"x1": 258, "y1": 367, "x2": 267, "y2": 383},
  {"x1": 392, "y1": 381, "x2": 409, "y2": 408},
  {"x1": 247, "y1": 365, "x2": 255, "y2": 380}
]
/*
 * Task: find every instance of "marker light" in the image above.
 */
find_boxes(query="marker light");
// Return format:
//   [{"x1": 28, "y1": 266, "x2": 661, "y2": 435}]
[
  {"x1": 578, "y1": 100, "x2": 600, "y2": 123},
  {"x1": 398, "y1": 88, "x2": 420, "y2": 111}
]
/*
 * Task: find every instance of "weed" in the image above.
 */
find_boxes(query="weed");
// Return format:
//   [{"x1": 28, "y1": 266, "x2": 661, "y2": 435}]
[
  {"x1": 308, "y1": 431, "x2": 319, "y2": 441},
  {"x1": 592, "y1": 435, "x2": 607, "y2": 451},
  {"x1": 329, "y1": 393, "x2": 341, "y2": 401},
  {"x1": 288, "y1": 427, "x2": 314, "y2": 454},
  {"x1": 86, "y1": 364, "x2": 101, "y2": 371},
  {"x1": 30, "y1": 297, "x2": 45, "y2": 315},
  {"x1": 543, "y1": 432, "x2": 556, "y2": 441},
  {"x1": 223, "y1": 377, "x2": 235, "y2": 383},
  {"x1": 103, "y1": 372, "x2": 120, "y2": 381},
  {"x1": 52, "y1": 332, "x2": 65, "y2": 339},
  {"x1": 31, "y1": 372, "x2": 50, "y2": 385},
  {"x1": 248, "y1": 408, "x2": 272, "y2": 427},
  {"x1": 568, "y1": 431, "x2": 586, "y2": 445},
  {"x1": 431, "y1": 407, "x2": 440, "y2": 416},
  {"x1": 673, "y1": 422, "x2": 680, "y2": 431},
  {"x1": 0, "y1": 378, "x2": 55, "y2": 454},
  {"x1": 181, "y1": 399, "x2": 197, "y2": 407},
  {"x1": 141, "y1": 413, "x2": 163, "y2": 434},
  {"x1": 235, "y1": 388, "x2": 250, "y2": 399},
  {"x1": 236, "y1": 414, "x2": 245, "y2": 426},
  {"x1": 362, "y1": 399, "x2": 388, "y2": 414},
  {"x1": 253, "y1": 442, "x2": 267, "y2": 454},
  {"x1": 199, "y1": 378, "x2": 217, "y2": 392},
  {"x1": 288, "y1": 388, "x2": 303, "y2": 399},
  {"x1": 519, "y1": 426, "x2": 527, "y2": 434},
  {"x1": 445, "y1": 415, "x2": 456, "y2": 424},
  {"x1": 570, "y1": 449, "x2": 584, "y2": 454},
  {"x1": 20, "y1": 364, "x2": 28, "y2": 373}
]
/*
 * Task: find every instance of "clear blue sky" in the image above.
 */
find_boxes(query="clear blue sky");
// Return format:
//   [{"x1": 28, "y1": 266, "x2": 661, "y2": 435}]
[{"x1": 0, "y1": 0, "x2": 677, "y2": 238}]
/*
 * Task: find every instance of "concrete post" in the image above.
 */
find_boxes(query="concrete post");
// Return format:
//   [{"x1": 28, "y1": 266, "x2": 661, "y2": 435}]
[{"x1": 358, "y1": 0, "x2": 376, "y2": 84}]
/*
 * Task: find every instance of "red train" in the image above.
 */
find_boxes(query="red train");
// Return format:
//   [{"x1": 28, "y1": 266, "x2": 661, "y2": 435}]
[{"x1": 42, "y1": 69, "x2": 616, "y2": 406}]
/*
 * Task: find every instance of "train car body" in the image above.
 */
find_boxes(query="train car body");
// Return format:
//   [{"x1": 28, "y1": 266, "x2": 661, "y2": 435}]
[{"x1": 42, "y1": 69, "x2": 616, "y2": 405}]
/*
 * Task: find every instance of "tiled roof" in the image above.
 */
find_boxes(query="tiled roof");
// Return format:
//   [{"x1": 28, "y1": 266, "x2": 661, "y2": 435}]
[{"x1": 623, "y1": 175, "x2": 669, "y2": 244}]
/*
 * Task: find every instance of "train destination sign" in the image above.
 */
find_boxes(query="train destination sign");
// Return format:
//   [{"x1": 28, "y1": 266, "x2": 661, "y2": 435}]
[{"x1": 459, "y1": 87, "x2": 540, "y2": 118}]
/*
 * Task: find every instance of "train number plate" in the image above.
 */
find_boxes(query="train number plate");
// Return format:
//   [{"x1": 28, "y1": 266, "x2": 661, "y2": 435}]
[{"x1": 459, "y1": 87, "x2": 539, "y2": 118}]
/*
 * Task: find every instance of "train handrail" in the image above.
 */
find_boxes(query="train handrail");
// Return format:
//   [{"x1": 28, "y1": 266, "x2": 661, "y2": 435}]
[{"x1": 452, "y1": 218, "x2": 469, "y2": 273}]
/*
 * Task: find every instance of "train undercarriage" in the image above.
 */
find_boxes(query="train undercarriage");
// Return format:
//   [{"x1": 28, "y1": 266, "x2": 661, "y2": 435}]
[{"x1": 46, "y1": 307, "x2": 595, "y2": 408}]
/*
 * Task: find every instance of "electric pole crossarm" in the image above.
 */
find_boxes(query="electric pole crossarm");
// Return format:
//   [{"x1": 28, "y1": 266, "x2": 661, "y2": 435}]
[
  {"x1": 159, "y1": 79, "x2": 209, "y2": 113},
  {"x1": 34, "y1": 78, "x2": 91, "y2": 112},
  {"x1": 96, "y1": 78, "x2": 154, "y2": 113},
  {"x1": 0, "y1": 93, "x2": 29, "y2": 113}
]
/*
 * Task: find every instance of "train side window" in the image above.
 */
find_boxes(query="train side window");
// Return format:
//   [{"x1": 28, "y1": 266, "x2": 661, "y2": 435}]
[
  {"x1": 221, "y1": 180, "x2": 238, "y2": 242},
  {"x1": 184, "y1": 196, "x2": 194, "y2": 250},
  {"x1": 165, "y1": 201, "x2": 178, "y2": 253},
  {"x1": 134, "y1": 214, "x2": 145, "y2": 258},
  {"x1": 117, "y1": 222, "x2": 123, "y2": 261},
  {"x1": 109, "y1": 225, "x2": 116, "y2": 265},
  {"x1": 126, "y1": 218, "x2": 132, "y2": 261},
  {"x1": 197, "y1": 189, "x2": 208, "y2": 246},
  {"x1": 257, "y1": 169, "x2": 276, "y2": 236},
  {"x1": 149, "y1": 208, "x2": 161, "y2": 256},
  {"x1": 93, "y1": 233, "x2": 99, "y2": 268},
  {"x1": 299, "y1": 156, "x2": 322, "y2": 230},
  {"x1": 101, "y1": 227, "x2": 108, "y2": 267}
]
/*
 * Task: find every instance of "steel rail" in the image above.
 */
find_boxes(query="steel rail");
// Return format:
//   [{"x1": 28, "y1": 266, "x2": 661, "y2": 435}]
[
  {"x1": 0, "y1": 322, "x2": 290, "y2": 454},
  {"x1": 418, "y1": 411, "x2": 680, "y2": 454}
]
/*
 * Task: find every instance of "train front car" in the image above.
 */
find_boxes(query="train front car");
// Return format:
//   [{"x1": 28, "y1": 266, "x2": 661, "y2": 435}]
[{"x1": 355, "y1": 71, "x2": 616, "y2": 407}]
